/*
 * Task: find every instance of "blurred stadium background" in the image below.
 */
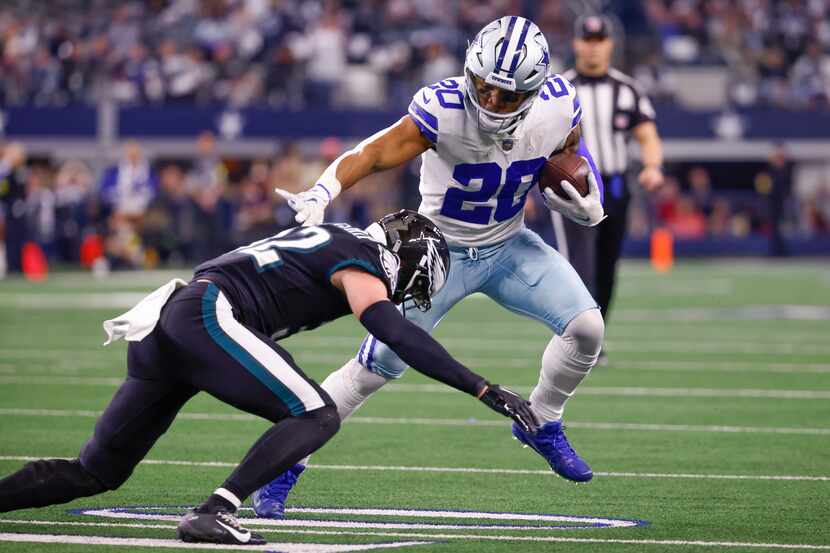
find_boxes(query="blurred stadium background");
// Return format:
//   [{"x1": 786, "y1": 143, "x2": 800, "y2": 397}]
[
  {"x1": 1, "y1": 0, "x2": 829, "y2": 276},
  {"x1": 1, "y1": 2, "x2": 830, "y2": 552}
]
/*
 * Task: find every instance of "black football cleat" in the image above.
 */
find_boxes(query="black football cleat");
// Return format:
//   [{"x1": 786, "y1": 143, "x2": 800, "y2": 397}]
[{"x1": 177, "y1": 509, "x2": 266, "y2": 545}]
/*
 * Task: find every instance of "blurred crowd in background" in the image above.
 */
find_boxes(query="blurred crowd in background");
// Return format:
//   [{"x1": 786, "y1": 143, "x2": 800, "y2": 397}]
[
  {"x1": 643, "y1": 0, "x2": 830, "y2": 109},
  {"x1": 1, "y1": 135, "x2": 827, "y2": 273},
  {"x1": 0, "y1": 135, "x2": 406, "y2": 272},
  {"x1": 1, "y1": 0, "x2": 828, "y2": 110},
  {"x1": 1, "y1": 0, "x2": 829, "y2": 273}
]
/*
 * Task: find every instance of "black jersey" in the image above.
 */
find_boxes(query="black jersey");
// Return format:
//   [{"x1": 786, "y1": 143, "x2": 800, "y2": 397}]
[{"x1": 194, "y1": 223, "x2": 399, "y2": 340}]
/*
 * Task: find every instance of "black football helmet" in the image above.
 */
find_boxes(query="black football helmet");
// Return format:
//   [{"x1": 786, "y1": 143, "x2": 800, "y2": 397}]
[{"x1": 367, "y1": 209, "x2": 450, "y2": 311}]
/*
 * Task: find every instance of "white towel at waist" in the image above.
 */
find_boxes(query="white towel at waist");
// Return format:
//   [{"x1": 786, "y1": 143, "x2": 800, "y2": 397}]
[{"x1": 103, "y1": 278, "x2": 188, "y2": 345}]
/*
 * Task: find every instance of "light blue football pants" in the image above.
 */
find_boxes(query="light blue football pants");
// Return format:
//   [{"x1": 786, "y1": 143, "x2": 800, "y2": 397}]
[{"x1": 357, "y1": 227, "x2": 598, "y2": 379}]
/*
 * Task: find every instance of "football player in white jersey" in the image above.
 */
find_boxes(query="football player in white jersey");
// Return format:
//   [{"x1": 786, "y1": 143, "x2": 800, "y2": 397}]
[{"x1": 254, "y1": 16, "x2": 606, "y2": 518}]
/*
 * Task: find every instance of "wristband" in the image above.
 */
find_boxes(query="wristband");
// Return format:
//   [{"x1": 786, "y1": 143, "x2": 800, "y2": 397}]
[
  {"x1": 315, "y1": 160, "x2": 344, "y2": 202},
  {"x1": 314, "y1": 183, "x2": 334, "y2": 202}
]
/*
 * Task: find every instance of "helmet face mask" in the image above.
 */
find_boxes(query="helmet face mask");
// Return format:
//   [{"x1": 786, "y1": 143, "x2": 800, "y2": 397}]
[
  {"x1": 465, "y1": 69, "x2": 539, "y2": 135},
  {"x1": 464, "y1": 16, "x2": 550, "y2": 136},
  {"x1": 393, "y1": 237, "x2": 447, "y2": 311},
  {"x1": 368, "y1": 210, "x2": 450, "y2": 312}
]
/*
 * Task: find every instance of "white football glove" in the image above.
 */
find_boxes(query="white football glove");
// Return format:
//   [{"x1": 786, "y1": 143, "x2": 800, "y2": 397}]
[
  {"x1": 542, "y1": 166, "x2": 606, "y2": 227},
  {"x1": 274, "y1": 183, "x2": 332, "y2": 226}
]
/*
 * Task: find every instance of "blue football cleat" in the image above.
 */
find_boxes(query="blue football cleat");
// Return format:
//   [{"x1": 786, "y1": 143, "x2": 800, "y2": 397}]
[
  {"x1": 512, "y1": 420, "x2": 593, "y2": 482},
  {"x1": 251, "y1": 464, "x2": 305, "y2": 519}
]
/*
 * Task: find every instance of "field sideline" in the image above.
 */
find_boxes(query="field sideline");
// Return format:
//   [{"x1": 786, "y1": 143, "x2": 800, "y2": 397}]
[{"x1": 0, "y1": 259, "x2": 828, "y2": 552}]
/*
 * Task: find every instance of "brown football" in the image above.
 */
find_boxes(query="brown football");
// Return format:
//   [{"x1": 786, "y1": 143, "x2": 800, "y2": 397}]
[{"x1": 539, "y1": 152, "x2": 590, "y2": 200}]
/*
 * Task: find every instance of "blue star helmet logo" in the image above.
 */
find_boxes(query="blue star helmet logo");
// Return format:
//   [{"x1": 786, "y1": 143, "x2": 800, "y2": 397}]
[{"x1": 534, "y1": 34, "x2": 549, "y2": 66}]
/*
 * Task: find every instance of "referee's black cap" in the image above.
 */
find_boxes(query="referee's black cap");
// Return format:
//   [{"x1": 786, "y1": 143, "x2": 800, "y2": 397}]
[{"x1": 575, "y1": 15, "x2": 612, "y2": 40}]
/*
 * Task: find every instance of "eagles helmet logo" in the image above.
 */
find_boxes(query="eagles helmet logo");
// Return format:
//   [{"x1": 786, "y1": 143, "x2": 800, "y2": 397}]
[{"x1": 367, "y1": 210, "x2": 450, "y2": 312}]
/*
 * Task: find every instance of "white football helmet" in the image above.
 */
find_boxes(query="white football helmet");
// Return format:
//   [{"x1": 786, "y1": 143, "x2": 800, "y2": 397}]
[{"x1": 464, "y1": 16, "x2": 550, "y2": 135}]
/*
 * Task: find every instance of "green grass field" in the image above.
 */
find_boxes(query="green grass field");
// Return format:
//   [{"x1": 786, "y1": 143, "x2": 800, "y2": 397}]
[{"x1": 1, "y1": 260, "x2": 829, "y2": 552}]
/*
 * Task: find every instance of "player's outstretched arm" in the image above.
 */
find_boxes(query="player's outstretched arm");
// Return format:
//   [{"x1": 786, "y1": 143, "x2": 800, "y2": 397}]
[
  {"x1": 276, "y1": 116, "x2": 432, "y2": 226},
  {"x1": 332, "y1": 268, "x2": 538, "y2": 432}
]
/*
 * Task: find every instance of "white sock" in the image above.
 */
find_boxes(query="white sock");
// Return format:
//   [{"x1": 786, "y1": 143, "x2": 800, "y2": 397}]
[
  {"x1": 529, "y1": 309, "x2": 604, "y2": 423},
  {"x1": 297, "y1": 358, "x2": 387, "y2": 467},
  {"x1": 322, "y1": 357, "x2": 388, "y2": 420}
]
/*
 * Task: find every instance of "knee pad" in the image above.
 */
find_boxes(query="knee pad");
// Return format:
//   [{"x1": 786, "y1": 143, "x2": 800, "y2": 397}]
[{"x1": 562, "y1": 308, "x2": 604, "y2": 358}]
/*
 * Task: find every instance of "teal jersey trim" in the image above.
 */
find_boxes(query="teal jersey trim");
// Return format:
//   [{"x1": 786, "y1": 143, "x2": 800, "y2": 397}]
[
  {"x1": 200, "y1": 283, "x2": 305, "y2": 415},
  {"x1": 326, "y1": 258, "x2": 382, "y2": 281}
]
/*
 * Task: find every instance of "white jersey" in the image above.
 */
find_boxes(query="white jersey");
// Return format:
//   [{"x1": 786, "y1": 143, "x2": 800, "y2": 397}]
[{"x1": 407, "y1": 74, "x2": 581, "y2": 247}]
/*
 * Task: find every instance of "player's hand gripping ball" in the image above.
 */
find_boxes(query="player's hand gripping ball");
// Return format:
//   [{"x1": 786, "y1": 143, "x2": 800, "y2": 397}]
[
  {"x1": 539, "y1": 153, "x2": 605, "y2": 226},
  {"x1": 539, "y1": 152, "x2": 590, "y2": 200}
]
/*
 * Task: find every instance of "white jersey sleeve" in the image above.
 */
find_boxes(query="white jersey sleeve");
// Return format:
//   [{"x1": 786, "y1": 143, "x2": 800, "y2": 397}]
[
  {"x1": 407, "y1": 79, "x2": 466, "y2": 146},
  {"x1": 531, "y1": 73, "x2": 582, "y2": 155}
]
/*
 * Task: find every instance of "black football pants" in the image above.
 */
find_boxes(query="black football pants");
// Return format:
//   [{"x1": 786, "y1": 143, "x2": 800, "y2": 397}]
[
  {"x1": 75, "y1": 281, "x2": 338, "y2": 498},
  {"x1": 1, "y1": 281, "x2": 338, "y2": 512}
]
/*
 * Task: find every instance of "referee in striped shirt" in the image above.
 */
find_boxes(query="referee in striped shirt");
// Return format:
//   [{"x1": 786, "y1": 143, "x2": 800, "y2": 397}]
[{"x1": 554, "y1": 15, "x2": 665, "y2": 364}]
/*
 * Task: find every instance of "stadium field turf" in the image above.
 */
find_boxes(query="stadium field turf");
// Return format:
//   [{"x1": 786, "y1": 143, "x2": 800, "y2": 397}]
[{"x1": 0, "y1": 260, "x2": 828, "y2": 552}]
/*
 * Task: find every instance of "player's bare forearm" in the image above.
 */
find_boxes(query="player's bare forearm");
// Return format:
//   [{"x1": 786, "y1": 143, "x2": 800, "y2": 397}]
[
  {"x1": 548, "y1": 124, "x2": 582, "y2": 156},
  {"x1": 633, "y1": 121, "x2": 663, "y2": 169},
  {"x1": 333, "y1": 116, "x2": 431, "y2": 192},
  {"x1": 633, "y1": 121, "x2": 664, "y2": 190},
  {"x1": 562, "y1": 124, "x2": 582, "y2": 153},
  {"x1": 277, "y1": 117, "x2": 429, "y2": 225}
]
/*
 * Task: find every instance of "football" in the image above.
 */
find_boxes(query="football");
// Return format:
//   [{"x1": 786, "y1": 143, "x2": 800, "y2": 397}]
[{"x1": 539, "y1": 152, "x2": 591, "y2": 200}]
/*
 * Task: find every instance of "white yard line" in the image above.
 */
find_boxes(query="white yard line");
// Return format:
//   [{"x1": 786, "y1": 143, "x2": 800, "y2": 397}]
[
  {"x1": 4, "y1": 353, "x2": 830, "y2": 375},
  {"x1": 0, "y1": 519, "x2": 176, "y2": 530},
  {"x1": 615, "y1": 280, "x2": 734, "y2": 297},
  {"x1": 77, "y1": 507, "x2": 639, "y2": 531},
  {"x1": 284, "y1": 334, "x2": 830, "y2": 355},
  {"x1": 350, "y1": 417, "x2": 830, "y2": 436},
  {"x1": 0, "y1": 376, "x2": 125, "y2": 386},
  {"x1": 600, "y1": 341, "x2": 830, "y2": 355},
  {"x1": 7, "y1": 331, "x2": 830, "y2": 352},
  {"x1": 594, "y1": 360, "x2": 830, "y2": 375},
  {"x1": 3, "y1": 376, "x2": 829, "y2": 399},
  {"x1": 611, "y1": 305, "x2": 830, "y2": 322},
  {"x1": 384, "y1": 383, "x2": 830, "y2": 399},
  {"x1": 437, "y1": 325, "x2": 830, "y2": 343},
  {"x1": 0, "y1": 526, "x2": 828, "y2": 551},
  {"x1": 0, "y1": 456, "x2": 827, "y2": 482},
  {"x1": 286, "y1": 353, "x2": 830, "y2": 374},
  {"x1": 5, "y1": 290, "x2": 829, "y2": 322},
  {"x1": 1, "y1": 408, "x2": 828, "y2": 436},
  {"x1": 0, "y1": 293, "x2": 147, "y2": 309},
  {"x1": 0, "y1": 349, "x2": 108, "y2": 358},
  {"x1": 255, "y1": 335, "x2": 830, "y2": 355},
  {"x1": 0, "y1": 532, "x2": 428, "y2": 552}
]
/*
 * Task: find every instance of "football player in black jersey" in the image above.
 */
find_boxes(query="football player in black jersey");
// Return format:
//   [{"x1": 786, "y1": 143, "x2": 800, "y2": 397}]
[{"x1": 0, "y1": 209, "x2": 537, "y2": 546}]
